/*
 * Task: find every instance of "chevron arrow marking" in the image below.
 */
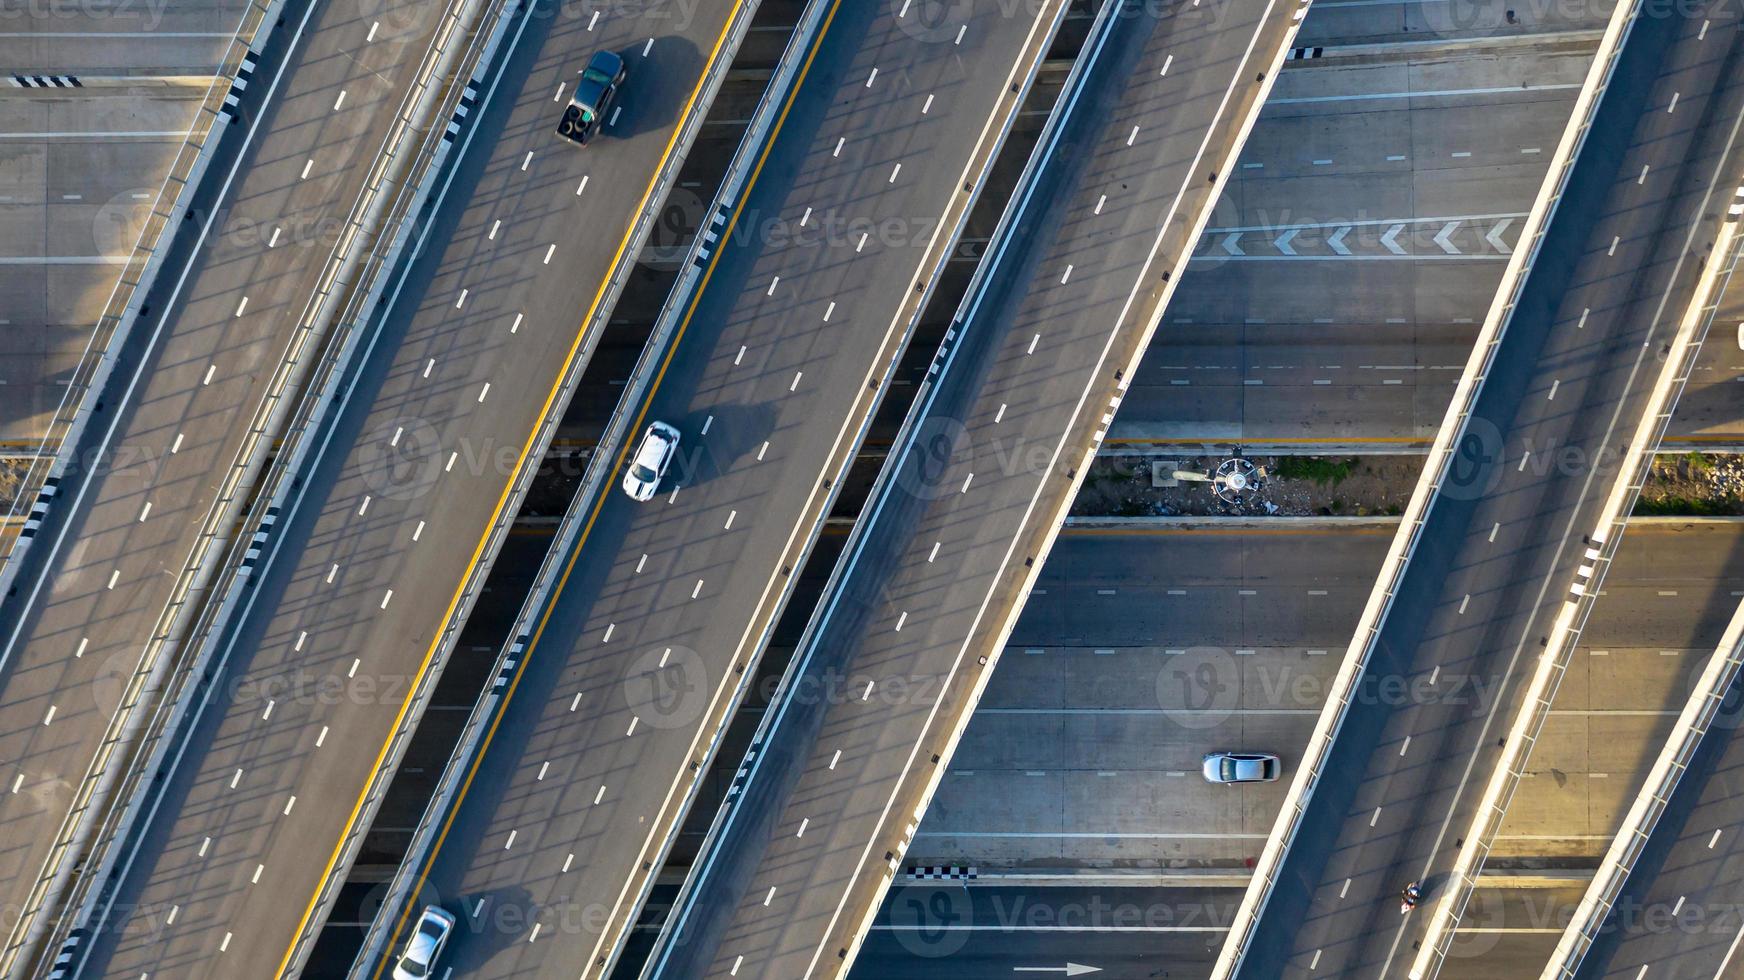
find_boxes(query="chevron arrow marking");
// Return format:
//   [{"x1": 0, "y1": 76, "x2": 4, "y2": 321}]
[
  {"x1": 1433, "y1": 220, "x2": 1461, "y2": 254},
  {"x1": 1486, "y1": 217, "x2": 1513, "y2": 254},
  {"x1": 1381, "y1": 224, "x2": 1405, "y2": 255}
]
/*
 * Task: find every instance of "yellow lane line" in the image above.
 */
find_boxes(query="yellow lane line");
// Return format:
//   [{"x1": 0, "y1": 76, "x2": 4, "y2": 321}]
[
  {"x1": 367, "y1": 0, "x2": 840, "y2": 973},
  {"x1": 280, "y1": 4, "x2": 752, "y2": 974}
]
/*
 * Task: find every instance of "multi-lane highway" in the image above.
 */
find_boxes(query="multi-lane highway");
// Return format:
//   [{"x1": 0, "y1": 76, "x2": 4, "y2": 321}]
[
  {"x1": 1230, "y1": 4, "x2": 1744, "y2": 976},
  {"x1": 0, "y1": 0, "x2": 253, "y2": 451},
  {"x1": 8, "y1": 3, "x2": 1742, "y2": 980},
  {"x1": 910, "y1": 521, "x2": 1738, "y2": 868},
  {"x1": 0, "y1": 0, "x2": 474, "y2": 969},
  {"x1": 897, "y1": 514, "x2": 1742, "y2": 975},
  {"x1": 1119, "y1": 28, "x2": 1601, "y2": 452},
  {"x1": 1107, "y1": 3, "x2": 1744, "y2": 456},
  {"x1": 906, "y1": 525, "x2": 1391, "y2": 872},
  {"x1": 868, "y1": 519, "x2": 1742, "y2": 977},
  {"x1": 69, "y1": 1, "x2": 759, "y2": 976},
  {"x1": 358, "y1": 1, "x2": 1072, "y2": 976},
  {"x1": 643, "y1": 1, "x2": 1309, "y2": 976}
]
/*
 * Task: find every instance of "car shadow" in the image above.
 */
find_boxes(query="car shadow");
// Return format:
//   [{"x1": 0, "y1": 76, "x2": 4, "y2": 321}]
[
  {"x1": 605, "y1": 34, "x2": 702, "y2": 143},
  {"x1": 443, "y1": 884, "x2": 539, "y2": 970},
  {"x1": 663, "y1": 400, "x2": 777, "y2": 490}
]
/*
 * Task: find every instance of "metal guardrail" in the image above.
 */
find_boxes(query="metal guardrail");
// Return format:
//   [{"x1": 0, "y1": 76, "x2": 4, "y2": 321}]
[
  {"x1": 518, "y1": 0, "x2": 1078, "y2": 970},
  {"x1": 332, "y1": 0, "x2": 775, "y2": 972},
  {"x1": 17, "y1": 0, "x2": 512, "y2": 974},
  {"x1": 647, "y1": 0, "x2": 1308, "y2": 971},
  {"x1": 827, "y1": 0, "x2": 1309, "y2": 966},
  {"x1": 0, "y1": 0, "x2": 313, "y2": 970},
  {"x1": 345, "y1": 1, "x2": 799, "y2": 971},
  {"x1": 640, "y1": 0, "x2": 1117, "y2": 970},
  {"x1": 1210, "y1": 2, "x2": 1647, "y2": 976},
  {"x1": 1420, "y1": 162, "x2": 1744, "y2": 977},
  {"x1": 0, "y1": 1, "x2": 277, "y2": 572}
]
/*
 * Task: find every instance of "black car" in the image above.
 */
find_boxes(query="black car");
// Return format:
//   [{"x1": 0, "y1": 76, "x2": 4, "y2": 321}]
[{"x1": 557, "y1": 49, "x2": 627, "y2": 145}]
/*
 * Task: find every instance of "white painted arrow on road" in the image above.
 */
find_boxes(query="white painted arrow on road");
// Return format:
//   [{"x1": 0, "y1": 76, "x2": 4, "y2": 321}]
[
  {"x1": 1486, "y1": 216, "x2": 1513, "y2": 254},
  {"x1": 1380, "y1": 223, "x2": 1405, "y2": 255},
  {"x1": 1433, "y1": 220, "x2": 1461, "y2": 254},
  {"x1": 1013, "y1": 965, "x2": 1101, "y2": 976},
  {"x1": 1274, "y1": 228, "x2": 1299, "y2": 255},
  {"x1": 1327, "y1": 226, "x2": 1351, "y2": 255},
  {"x1": 1221, "y1": 232, "x2": 1244, "y2": 256}
]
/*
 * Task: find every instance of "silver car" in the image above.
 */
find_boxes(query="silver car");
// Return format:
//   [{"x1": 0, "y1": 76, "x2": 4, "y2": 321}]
[
  {"x1": 622, "y1": 421, "x2": 681, "y2": 501},
  {"x1": 392, "y1": 905, "x2": 455, "y2": 980},
  {"x1": 1202, "y1": 751, "x2": 1281, "y2": 784}
]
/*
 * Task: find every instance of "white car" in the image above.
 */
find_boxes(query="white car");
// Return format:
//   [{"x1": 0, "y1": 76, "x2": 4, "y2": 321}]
[
  {"x1": 1202, "y1": 751, "x2": 1281, "y2": 784},
  {"x1": 393, "y1": 905, "x2": 455, "y2": 980},
  {"x1": 622, "y1": 421, "x2": 681, "y2": 501}
]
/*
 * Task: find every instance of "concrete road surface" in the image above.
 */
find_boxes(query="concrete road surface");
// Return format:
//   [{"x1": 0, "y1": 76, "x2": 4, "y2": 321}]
[
  {"x1": 73, "y1": 1, "x2": 755, "y2": 977},
  {"x1": 0, "y1": 0, "x2": 457, "y2": 966},
  {"x1": 910, "y1": 521, "x2": 1744, "y2": 873},
  {"x1": 0, "y1": 0, "x2": 252, "y2": 448},
  {"x1": 1568, "y1": 654, "x2": 1744, "y2": 979},
  {"x1": 1121, "y1": 31, "x2": 1596, "y2": 452},
  {"x1": 644, "y1": 1, "x2": 1309, "y2": 976},
  {"x1": 1236, "y1": 6, "x2": 1744, "y2": 977},
  {"x1": 892, "y1": 521, "x2": 1744, "y2": 978}
]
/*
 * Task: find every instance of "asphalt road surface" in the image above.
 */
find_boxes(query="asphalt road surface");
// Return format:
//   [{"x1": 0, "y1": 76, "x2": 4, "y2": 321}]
[
  {"x1": 71, "y1": 2, "x2": 754, "y2": 977},
  {"x1": 891, "y1": 520, "x2": 1744, "y2": 979},
  {"x1": 0, "y1": 0, "x2": 455, "y2": 964},
  {"x1": 853, "y1": 882, "x2": 1244, "y2": 980},
  {"x1": 1236, "y1": 6, "x2": 1744, "y2": 978},
  {"x1": 357, "y1": 1, "x2": 1072, "y2": 977},
  {"x1": 642, "y1": 1, "x2": 1310, "y2": 976}
]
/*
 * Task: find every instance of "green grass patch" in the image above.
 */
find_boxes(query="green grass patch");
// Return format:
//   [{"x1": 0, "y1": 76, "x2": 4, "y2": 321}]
[
  {"x1": 1684, "y1": 451, "x2": 1716, "y2": 477},
  {"x1": 1634, "y1": 494, "x2": 1732, "y2": 517},
  {"x1": 1274, "y1": 456, "x2": 1358, "y2": 487}
]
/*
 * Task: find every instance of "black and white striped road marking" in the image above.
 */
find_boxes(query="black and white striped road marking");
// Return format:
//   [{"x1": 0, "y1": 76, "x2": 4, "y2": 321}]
[
  {"x1": 11, "y1": 74, "x2": 81, "y2": 88},
  {"x1": 222, "y1": 53, "x2": 259, "y2": 119},
  {"x1": 1570, "y1": 543, "x2": 1605, "y2": 598},
  {"x1": 20, "y1": 477, "x2": 59, "y2": 541},
  {"x1": 239, "y1": 507, "x2": 280, "y2": 574},
  {"x1": 44, "y1": 928, "x2": 87, "y2": 979},
  {"x1": 908, "y1": 865, "x2": 978, "y2": 881},
  {"x1": 726, "y1": 743, "x2": 760, "y2": 802},
  {"x1": 443, "y1": 82, "x2": 480, "y2": 146},
  {"x1": 495, "y1": 634, "x2": 530, "y2": 690},
  {"x1": 693, "y1": 202, "x2": 733, "y2": 268}
]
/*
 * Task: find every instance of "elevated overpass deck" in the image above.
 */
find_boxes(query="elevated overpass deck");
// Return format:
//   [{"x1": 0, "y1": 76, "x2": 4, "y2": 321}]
[
  {"x1": 349, "y1": 0, "x2": 1074, "y2": 976},
  {"x1": 1223, "y1": 1, "x2": 1744, "y2": 976},
  {"x1": 67, "y1": 2, "x2": 761, "y2": 976},
  {"x1": 640, "y1": 0, "x2": 1310, "y2": 975},
  {"x1": 0, "y1": 0, "x2": 489, "y2": 970}
]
